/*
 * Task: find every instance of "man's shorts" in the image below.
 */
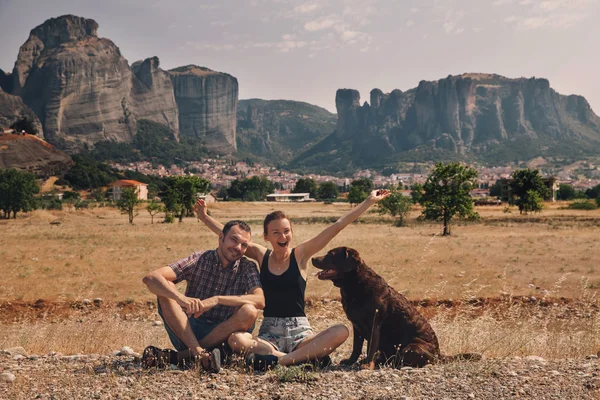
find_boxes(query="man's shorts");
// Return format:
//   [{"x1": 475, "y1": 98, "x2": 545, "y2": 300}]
[
  {"x1": 258, "y1": 316, "x2": 313, "y2": 353},
  {"x1": 157, "y1": 300, "x2": 221, "y2": 351},
  {"x1": 157, "y1": 300, "x2": 255, "y2": 351}
]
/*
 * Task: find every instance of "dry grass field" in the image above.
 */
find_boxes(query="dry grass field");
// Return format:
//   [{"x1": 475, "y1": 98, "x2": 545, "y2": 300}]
[{"x1": 1, "y1": 201, "x2": 600, "y2": 360}]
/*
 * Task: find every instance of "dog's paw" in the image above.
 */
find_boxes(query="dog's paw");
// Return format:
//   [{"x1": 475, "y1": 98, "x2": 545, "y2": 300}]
[
  {"x1": 339, "y1": 358, "x2": 357, "y2": 366},
  {"x1": 360, "y1": 361, "x2": 376, "y2": 370}
]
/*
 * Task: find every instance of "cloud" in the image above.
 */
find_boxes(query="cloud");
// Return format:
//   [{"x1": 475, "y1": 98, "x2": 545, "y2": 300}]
[
  {"x1": 410, "y1": 7, "x2": 420, "y2": 13},
  {"x1": 492, "y1": 0, "x2": 514, "y2": 5},
  {"x1": 186, "y1": 42, "x2": 237, "y2": 51},
  {"x1": 253, "y1": 40, "x2": 308, "y2": 52},
  {"x1": 406, "y1": 20, "x2": 415, "y2": 27},
  {"x1": 304, "y1": 16, "x2": 339, "y2": 31},
  {"x1": 506, "y1": 0, "x2": 597, "y2": 29},
  {"x1": 293, "y1": 3, "x2": 320, "y2": 14}
]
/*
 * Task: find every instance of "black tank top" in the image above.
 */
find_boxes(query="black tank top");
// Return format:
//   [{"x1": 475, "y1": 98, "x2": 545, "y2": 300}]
[{"x1": 260, "y1": 248, "x2": 306, "y2": 318}]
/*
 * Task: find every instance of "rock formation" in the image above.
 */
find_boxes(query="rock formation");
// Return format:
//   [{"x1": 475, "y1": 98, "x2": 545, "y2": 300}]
[
  {"x1": 6, "y1": 15, "x2": 179, "y2": 153},
  {"x1": 333, "y1": 73, "x2": 600, "y2": 163},
  {"x1": 0, "y1": 134, "x2": 74, "y2": 178},
  {"x1": 0, "y1": 87, "x2": 43, "y2": 137},
  {"x1": 169, "y1": 65, "x2": 238, "y2": 154}
]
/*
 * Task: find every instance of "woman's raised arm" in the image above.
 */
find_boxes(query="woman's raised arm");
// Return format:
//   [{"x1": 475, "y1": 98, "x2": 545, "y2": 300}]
[{"x1": 295, "y1": 190, "x2": 390, "y2": 265}]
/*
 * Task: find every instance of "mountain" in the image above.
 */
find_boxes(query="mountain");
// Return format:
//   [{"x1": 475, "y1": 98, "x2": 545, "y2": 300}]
[
  {"x1": 290, "y1": 73, "x2": 600, "y2": 172},
  {"x1": 170, "y1": 65, "x2": 238, "y2": 154},
  {"x1": 236, "y1": 99, "x2": 336, "y2": 164},
  {"x1": 0, "y1": 134, "x2": 73, "y2": 178},
  {"x1": 1, "y1": 15, "x2": 238, "y2": 155}
]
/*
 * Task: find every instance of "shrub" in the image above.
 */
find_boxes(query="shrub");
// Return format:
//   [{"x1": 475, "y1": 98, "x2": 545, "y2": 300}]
[{"x1": 567, "y1": 200, "x2": 598, "y2": 210}]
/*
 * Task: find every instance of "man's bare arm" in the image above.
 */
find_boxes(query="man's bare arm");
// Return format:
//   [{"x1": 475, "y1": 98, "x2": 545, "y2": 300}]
[
  {"x1": 142, "y1": 267, "x2": 205, "y2": 316},
  {"x1": 200, "y1": 287, "x2": 265, "y2": 313}
]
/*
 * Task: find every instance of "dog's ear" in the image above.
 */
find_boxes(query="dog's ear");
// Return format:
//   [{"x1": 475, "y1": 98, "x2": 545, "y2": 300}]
[{"x1": 343, "y1": 247, "x2": 362, "y2": 272}]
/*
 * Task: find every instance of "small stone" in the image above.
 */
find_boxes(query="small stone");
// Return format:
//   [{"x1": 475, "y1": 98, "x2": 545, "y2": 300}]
[
  {"x1": 0, "y1": 372, "x2": 15, "y2": 382},
  {"x1": 468, "y1": 394, "x2": 475, "y2": 399},
  {"x1": 153, "y1": 320, "x2": 164, "y2": 326},
  {"x1": 588, "y1": 354, "x2": 599, "y2": 360},
  {"x1": 549, "y1": 370, "x2": 561, "y2": 376},
  {"x1": 524, "y1": 355, "x2": 546, "y2": 363},
  {"x1": 118, "y1": 346, "x2": 135, "y2": 356},
  {"x1": 83, "y1": 299, "x2": 91, "y2": 305},
  {"x1": 528, "y1": 284, "x2": 535, "y2": 288},
  {"x1": 3, "y1": 347, "x2": 27, "y2": 356},
  {"x1": 13, "y1": 354, "x2": 25, "y2": 361},
  {"x1": 93, "y1": 298, "x2": 103, "y2": 306}
]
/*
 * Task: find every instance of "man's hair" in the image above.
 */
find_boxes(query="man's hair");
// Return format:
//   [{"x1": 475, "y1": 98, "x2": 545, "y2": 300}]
[
  {"x1": 263, "y1": 210, "x2": 290, "y2": 236},
  {"x1": 222, "y1": 220, "x2": 252, "y2": 237}
]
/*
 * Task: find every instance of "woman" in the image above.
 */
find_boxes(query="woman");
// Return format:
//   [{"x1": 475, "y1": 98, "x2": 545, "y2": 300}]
[{"x1": 195, "y1": 189, "x2": 390, "y2": 370}]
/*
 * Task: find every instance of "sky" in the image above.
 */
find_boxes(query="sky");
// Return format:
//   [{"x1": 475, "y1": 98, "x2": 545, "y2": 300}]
[{"x1": 0, "y1": 0, "x2": 599, "y2": 114}]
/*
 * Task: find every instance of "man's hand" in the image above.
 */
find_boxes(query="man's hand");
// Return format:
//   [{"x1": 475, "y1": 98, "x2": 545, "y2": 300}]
[
  {"x1": 194, "y1": 199, "x2": 208, "y2": 220},
  {"x1": 177, "y1": 295, "x2": 219, "y2": 318}
]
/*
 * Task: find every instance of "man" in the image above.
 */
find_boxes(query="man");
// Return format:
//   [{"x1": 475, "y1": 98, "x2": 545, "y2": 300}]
[{"x1": 142, "y1": 220, "x2": 264, "y2": 371}]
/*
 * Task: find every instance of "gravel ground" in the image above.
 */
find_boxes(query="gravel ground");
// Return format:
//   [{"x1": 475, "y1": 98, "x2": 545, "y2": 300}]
[{"x1": 1, "y1": 350, "x2": 599, "y2": 399}]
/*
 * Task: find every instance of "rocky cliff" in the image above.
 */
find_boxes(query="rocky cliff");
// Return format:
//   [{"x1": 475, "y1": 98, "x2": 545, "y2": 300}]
[
  {"x1": 169, "y1": 65, "x2": 238, "y2": 154},
  {"x1": 0, "y1": 88, "x2": 44, "y2": 136},
  {"x1": 303, "y1": 74, "x2": 600, "y2": 168},
  {"x1": 236, "y1": 99, "x2": 336, "y2": 163},
  {"x1": 0, "y1": 134, "x2": 74, "y2": 178},
  {"x1": 6, "y1": 15, "x2": 179, "y2": 153}
]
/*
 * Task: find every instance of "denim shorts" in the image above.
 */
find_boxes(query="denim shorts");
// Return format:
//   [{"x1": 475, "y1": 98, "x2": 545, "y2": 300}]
[{"x1": 258, "y1": 316, "x2": 313, "y2": 353}]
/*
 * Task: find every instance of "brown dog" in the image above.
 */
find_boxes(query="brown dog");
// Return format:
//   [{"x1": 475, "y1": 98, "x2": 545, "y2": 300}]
[{"x1": 312, "y1": 246, "x2": 477, "y2": 369}]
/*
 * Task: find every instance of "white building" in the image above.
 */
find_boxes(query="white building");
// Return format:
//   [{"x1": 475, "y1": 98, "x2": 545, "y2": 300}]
[
  {"x1": 109, "y1": 180, "x2": 148, "y2": 201},
  {"x1": 266, "y1": 193, "x2": 313, "y2": 202}
]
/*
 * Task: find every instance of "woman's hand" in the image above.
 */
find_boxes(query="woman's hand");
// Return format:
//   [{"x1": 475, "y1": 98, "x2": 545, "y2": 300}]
[
  {"x1": 194, "y1": 199, "x2": 208, "y2": 220},
  {"x1": 367, "y1": 189, "x2": 391, "y2": 202}
]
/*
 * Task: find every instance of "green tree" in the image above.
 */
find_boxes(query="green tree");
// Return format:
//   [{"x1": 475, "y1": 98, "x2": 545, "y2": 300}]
[
  {"x1": 117, "y1": 187, "x2": 140, "y2": 224},
  {"x1": 419, "y1": 162, "x2": 479, "y2": 236},
  {"x1": 410, "y1": 183, "x2": 423, "y2": 204},
  {"x1": 227, "y1": 176, "x2": 274, "y2": 201},
  {"x1": 377, "y1": 185, "x2": 413, "y2": 226},
  {"x1": 10, "y1": 117, "x2": 38, "y2": 135},
  {"x1": 62, "y1": 191, "x2": 80, "y2": 201},
  {"x1": 63, "y1": 155, "x2": 118, "y2": 190},
  {"x1": 216, "y1": 186, "x2": 229, "y2": 200},
  {"x1": 347, "y1": 178, "x2": 374, "y2": 205},
  {"x1": 317, "y1": 181, "x2": 339, "y2": 201},
  {"x1": 146, "y1": 200, "x2": 164, "y2": 224},
  {"x1": 521, "y1": 190, "x2": 544, "y2": 214},
  {"x1": 489, "y1": 180, "x2": 502, "y2": 198},
  {"x1": 0, "y1": 169, "x2": 39, "y2": 219},
  {"x1": 556, "y1": 184, "x2": 576, "y2": 201},
  {"x1": 163, "y1": 176, "x2": 211, "y2": 222},
  {"x1": 509, "y1": 169, "x2": 550, "y2": 214},
  {"x1": 292, "y1": 178, "x2": 318, "y2": 198},
  {"x1": 585, "y1": 184, "x2": 600, "y2": 199}
]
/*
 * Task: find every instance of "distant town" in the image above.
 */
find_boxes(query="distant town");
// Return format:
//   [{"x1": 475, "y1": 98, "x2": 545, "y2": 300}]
[{"x1": 109, "y1": 158, "x2": 600, "y2": 196}]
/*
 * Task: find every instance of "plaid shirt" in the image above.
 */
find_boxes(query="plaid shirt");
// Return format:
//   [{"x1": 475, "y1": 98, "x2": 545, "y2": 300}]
[{"x1": 169, "y1": 249, "x2": 261, "y2": 323}]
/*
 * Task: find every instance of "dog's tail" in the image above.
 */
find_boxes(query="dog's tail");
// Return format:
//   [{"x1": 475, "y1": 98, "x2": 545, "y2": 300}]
[{"x1": 438, "y1": 352, "x2": 483, "y2": 363}]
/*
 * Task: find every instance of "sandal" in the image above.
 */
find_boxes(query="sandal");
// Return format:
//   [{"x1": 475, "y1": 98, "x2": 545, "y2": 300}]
[
  {"x1": 203, "y1": 348, "x2": 222, "y2": 373},
  {"x1": 178, "y1": 348, "x2": 222, "y2": 373},
  {"x1": 141, "y1": 346, "x2": 178, "y2": 369}
]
